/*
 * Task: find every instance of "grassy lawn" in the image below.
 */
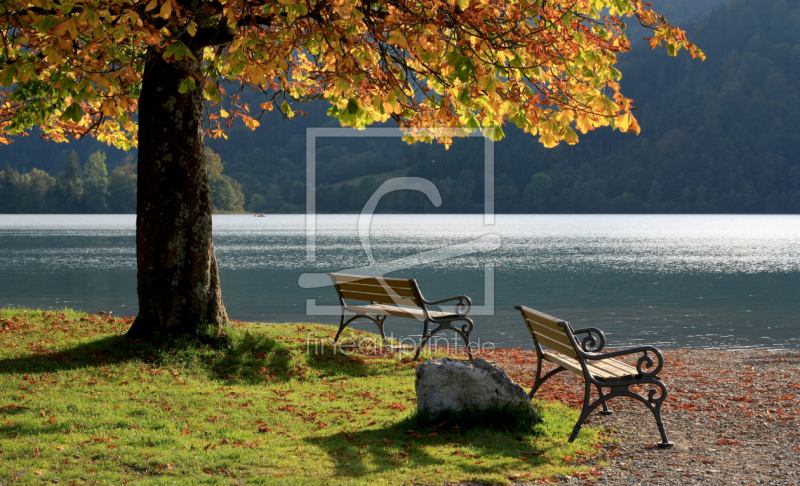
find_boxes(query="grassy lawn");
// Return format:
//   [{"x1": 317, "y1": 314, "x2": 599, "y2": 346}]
[{"x1": 0, "y1": 308, "x2": 603, "y2": 485}]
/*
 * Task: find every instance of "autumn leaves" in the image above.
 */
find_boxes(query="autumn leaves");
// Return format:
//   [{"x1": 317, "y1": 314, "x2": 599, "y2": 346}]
[{"x1": 1, "y1": 0, "x2": 704, "y2": 151}]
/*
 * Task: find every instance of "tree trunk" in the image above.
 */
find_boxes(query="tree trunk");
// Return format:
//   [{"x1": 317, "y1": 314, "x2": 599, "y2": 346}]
[{"x1": 126, "y1": 47, "x2": 228, "y2": 339}]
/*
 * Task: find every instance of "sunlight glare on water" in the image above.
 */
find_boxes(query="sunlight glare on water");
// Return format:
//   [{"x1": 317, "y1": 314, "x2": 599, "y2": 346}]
[{"x1": 1, "y1": 214, "x2": 798, "y2": 349}]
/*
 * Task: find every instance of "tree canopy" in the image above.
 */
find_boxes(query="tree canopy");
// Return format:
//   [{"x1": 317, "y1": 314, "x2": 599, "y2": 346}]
[{"x1": 2, "y1": 0, "x2": 701, "y2": 148}]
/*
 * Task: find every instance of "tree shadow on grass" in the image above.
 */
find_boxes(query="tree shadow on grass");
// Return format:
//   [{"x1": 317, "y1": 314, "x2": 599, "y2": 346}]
[
  {"x1": 0, "y1": 335, "x2": 151, "y2": 376},
  {"x1": 0, "y1": 329, "x2": 399, "y2": 386},
  {"x1": 306, "y1": 414, "x2": 568, "y2": 482}
]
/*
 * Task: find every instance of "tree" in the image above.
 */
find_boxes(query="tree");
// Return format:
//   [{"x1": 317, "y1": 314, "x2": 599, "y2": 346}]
[
  {"x1": 0, "y1": 0, "x2": 702, "y2": 339},
  {"x1": 524, "y1": 172, "x2": 553, "y2": 212},
  {"x1": 57, "y1": 150, "x2": 83, "y2": 212},
  {"x1": 108, "y1": 161, "x2": 138, "y2": 213},
  {"x1": 84, "y1": 150, "x2": 109, "y2": 212},
  {"x1": 206, "y1": 148, "x2": 245, "y2": 212},
  {"x1": 247, "y1": 193, "x2": 266, "y2": 213}
]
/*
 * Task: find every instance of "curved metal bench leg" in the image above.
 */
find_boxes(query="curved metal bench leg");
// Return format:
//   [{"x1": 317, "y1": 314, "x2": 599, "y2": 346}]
[
  {"x1": 334, "y1": 314, "x2": 389, "y2": 352},
  {"x1": 569, "y1": 381, "x2": 594, "y2": 442},
  {"x1": 413, "y1": 318, "x2": 474, "y2": 360},
  {"x1": 529, "y1": 365, "x2": 567, "y2": 399},
  {"x1": 375, "y1": 314, "x2": 388, "y2": 346},
  {"x1": 571, "y1": 380, "x2": 673, "y2": 447},
  {"x1": 456, "y1": 317, "x2": 474, "y2": 360},
  {"x1": 596, "y1": 384, "x2": 612, "y2": 415},
  {"x1": 458, "y1": 329, "x2": 474, "y2": 360},
  {"x1": 413, "y1": 320, "x2": 431, "y2": 360},
  {"x1": 653, "y1": 401, "x2": 672, "y2": 447},
  {"x1": 629, "y1": 380, "x2": 673, "y2": 447},
  {"x1": 650, "y1": 382, "x2": 673, "y2": 447},
  {"x1": 448, "y1": 327, "x2": 473, "y2": 360},
  {"x1": 333, "y1": 313, "x2": 348, "y2": 344}
]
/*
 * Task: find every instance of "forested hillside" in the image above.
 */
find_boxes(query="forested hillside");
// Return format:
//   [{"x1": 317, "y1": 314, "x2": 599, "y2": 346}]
[
  {"x1": 2, "y1": 0, "x2": 799, "y2": 213},
  {"x1": 0, "y1": 148, "x2": 242, "y2": 213}
]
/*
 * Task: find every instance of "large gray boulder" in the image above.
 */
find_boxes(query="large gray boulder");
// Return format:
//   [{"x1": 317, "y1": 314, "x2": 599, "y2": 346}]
[{"x1": 415, "y1": 358, "x2": 538, "y2": 416}]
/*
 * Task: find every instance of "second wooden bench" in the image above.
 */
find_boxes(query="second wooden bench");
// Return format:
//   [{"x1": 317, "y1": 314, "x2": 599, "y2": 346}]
[{"x1": 329, "y1": 273, "x2": 474, "y2": 359}]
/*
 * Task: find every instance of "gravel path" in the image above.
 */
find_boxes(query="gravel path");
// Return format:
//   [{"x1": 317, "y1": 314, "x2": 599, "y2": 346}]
[{"x1": 493, "y1": 348, "x2": 800, "y2": 486}]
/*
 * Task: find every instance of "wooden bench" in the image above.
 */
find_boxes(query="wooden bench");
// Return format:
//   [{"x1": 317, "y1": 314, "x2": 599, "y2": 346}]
[
  {"x1": 515, "y1": 305, "x2": 672, "y2": 447},
  {"x1": 329, "y1": 273, "x2": 474, "y2": 359}
]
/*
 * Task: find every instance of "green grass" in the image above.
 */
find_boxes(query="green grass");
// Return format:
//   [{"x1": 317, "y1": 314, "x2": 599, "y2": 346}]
[{"x1": 0, "y1": 308, "x2": 603, "y2": 485}]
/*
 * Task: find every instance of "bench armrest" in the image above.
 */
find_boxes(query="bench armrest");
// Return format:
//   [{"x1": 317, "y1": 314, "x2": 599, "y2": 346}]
[
  {"x1": 422, "y1": 295, "x2": 472, "y2": 316},
  {"x1": 572, "y1": 327, "x2": 606, "y2": 353},
  {"x1": 582, "y1": 346, "x2": 665, "y2": 378}
]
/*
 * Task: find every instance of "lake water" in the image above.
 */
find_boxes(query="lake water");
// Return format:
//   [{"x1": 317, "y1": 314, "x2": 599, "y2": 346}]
[{"x1": 1, "y1": 214, "x2": 798, "y2": 350}]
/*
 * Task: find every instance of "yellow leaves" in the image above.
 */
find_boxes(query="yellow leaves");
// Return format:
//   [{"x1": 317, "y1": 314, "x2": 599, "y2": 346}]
[
  {"x1": 0, "y1": 0, "x2": 702, "y2": 154},
  {"x1": 562, "y1": 127, "x2": 579, "y2": 145},
  {"x1": 101, "y1": 101, "x2": 116, "y2": 118},
  {"x1": 539, "y1": 130, "x2": 558, "y2": 148},
  {"x1": 386, "y1": 30, "x2": 408, "y2": 50},
  {"x1": 332, "y1": 78, "x2": 351, "y2": 97},
  {"x1": 159, "y1": 0, "x2": 174, "y2": 19},
  {"x1": 614, "y1": 111, "x2": 640, "y2": 134},
  {"x1": 691, "y1": 47, "x2": 707, "y2": 61},
  {"x1": 248, "y1": 66, "x2": 265, "y2": 86},
  {"x1": 575, "y1": 115, "x2": 596, "y2": 134},
  {"x1": 243, "y1": 116, "x2": 260, "y2": 130}
]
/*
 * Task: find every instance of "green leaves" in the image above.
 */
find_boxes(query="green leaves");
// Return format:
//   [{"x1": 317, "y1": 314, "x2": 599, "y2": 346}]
[
  {"x1": 0, "y1": 65, "x2": 17, "y2": 86},
  {"x1": 178, "y1": 77, "x2": 196, "y2": 94},
  {"x1": 482, "y1": 125, "x2": 504, "y2": 141},
  {"x1": 446, "y1": 52, "x2": 476, "y2": 83},
  {"x1": 60, "y1": 102, "x2": 83, "y2": 123}
]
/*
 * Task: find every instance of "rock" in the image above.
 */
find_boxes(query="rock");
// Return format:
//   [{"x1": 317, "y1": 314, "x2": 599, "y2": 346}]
[{"x1": 415, "y1": 358, "x2": 538, "y2": 416}]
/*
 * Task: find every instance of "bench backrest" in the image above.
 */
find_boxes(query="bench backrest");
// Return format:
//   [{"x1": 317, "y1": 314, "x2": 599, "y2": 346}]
[
  {"x1": 516, "y1": 305, "x2": 578, "y2": 358},
  {"x1": 329, "y1": 273, "x2": 424, "y2": 308}
]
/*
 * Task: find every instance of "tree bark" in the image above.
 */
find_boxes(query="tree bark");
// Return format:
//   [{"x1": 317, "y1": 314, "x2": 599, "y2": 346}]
[{"x1": 126, "y1": 47, "x2": 228, "y2": 339}]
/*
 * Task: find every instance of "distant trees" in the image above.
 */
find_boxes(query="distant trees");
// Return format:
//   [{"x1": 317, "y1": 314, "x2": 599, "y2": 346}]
[
  {"x1": 0, "y1": 149, "x2": 126, "y2": 213},
  {"x1": 205, "y1": 148, "x2": 245, "y2": 213},
  {"x1": 0, "y1": 149, "x2": 252, "y2": 214},
  {"x1": 84, "y1": 151, "x2": 109, "y2": 213},
  {"x1": 108, "y1": 161, "x2": 138, "y2": 213}
]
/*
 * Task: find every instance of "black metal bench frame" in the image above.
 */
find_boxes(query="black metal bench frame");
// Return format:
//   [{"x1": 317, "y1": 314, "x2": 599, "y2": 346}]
[
  {"x1": 329, "y1": 273, "x2": 474, "y2": 360},
  {"x1": 516, "y1": 305, "x2": 673, "y2": 447}
]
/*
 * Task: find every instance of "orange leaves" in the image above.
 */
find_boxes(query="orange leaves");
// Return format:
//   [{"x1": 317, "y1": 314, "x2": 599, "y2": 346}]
[
  {"x1": 717, "y1": 438, "x2": 743, "y2": 446},
  {"x1": 45, "y1": 416, "x2": 57, "y2": 423},
  {"x1": 1, "y1": 0, "x2": 701, "y2": 152}
]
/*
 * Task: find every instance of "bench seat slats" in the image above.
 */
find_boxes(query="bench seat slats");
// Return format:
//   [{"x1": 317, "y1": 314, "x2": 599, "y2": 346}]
[
  {"x1": 344, "y1": 303, "x2": 456, "y2": 320},
  {"x1": 585, "y1": 354, "x2": 640, "y2": 378},
  {"x1": 339, "y1": 290, "x2": 419, "y2": 307},
  {"x1": 543, "y1": 353, "x2": 639, "y2": 382}
]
